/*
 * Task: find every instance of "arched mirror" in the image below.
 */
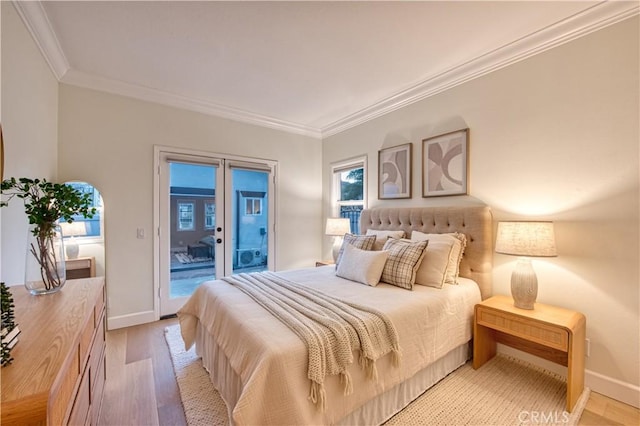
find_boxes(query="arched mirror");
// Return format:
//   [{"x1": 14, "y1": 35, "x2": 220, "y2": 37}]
[{"x1": 60, "y1": 181, "x2": 105, "y2": 279}]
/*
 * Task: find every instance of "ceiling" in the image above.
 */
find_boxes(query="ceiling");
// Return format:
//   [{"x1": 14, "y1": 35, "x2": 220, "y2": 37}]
[{"x1": 14, "y1": 1, "x2": 639, "y2": 138}]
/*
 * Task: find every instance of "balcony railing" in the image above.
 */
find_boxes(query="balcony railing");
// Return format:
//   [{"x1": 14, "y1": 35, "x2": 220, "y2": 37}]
[{"x1": 339, "y1": 205, "x2": 363, "y2": 235}]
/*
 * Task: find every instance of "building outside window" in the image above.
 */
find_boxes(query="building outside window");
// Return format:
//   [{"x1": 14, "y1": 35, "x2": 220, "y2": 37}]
[
  {"x1": 245, "y1": 197, "x2": 262, "y2": 216},
  {"x1": 204, "y1": 202, "x2": 215, "y2": 229},
  {"x1": 178, "y1": 201, "x2": 195, "y2": 231}
]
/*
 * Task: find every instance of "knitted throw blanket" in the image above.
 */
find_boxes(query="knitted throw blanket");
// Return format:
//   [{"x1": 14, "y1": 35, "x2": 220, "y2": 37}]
[{"x1": 221, "y1": 271, "x2": 401, "y2": 411}]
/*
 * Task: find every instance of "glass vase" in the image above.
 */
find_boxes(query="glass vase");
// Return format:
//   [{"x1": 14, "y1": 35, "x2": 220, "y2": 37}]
[{"x1": 24, "y1": 223, "x2": 66, "y2": 295}]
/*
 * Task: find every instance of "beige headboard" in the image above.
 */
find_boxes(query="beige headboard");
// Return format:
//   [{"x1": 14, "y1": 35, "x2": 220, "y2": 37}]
[{"x1": 360, "y1": 206, "x2": 493, "y2": 299}]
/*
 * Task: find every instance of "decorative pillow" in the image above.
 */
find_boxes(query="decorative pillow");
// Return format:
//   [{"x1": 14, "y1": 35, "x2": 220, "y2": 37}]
[
  {"x1": 380, "y1": 239, "x2": 429, "y2": 290},
  {"x1": 414, "y1": 240, "x2": 455, "y2": 288},
  {"x1": 335, "y1": 233, "x2": 376, "y2": 267},
  {"x1": 365, "y1": 229, "x2": 405, "y2": 251},
  {"x1": 336, "y1": 243, "x2": 389, "y2": 286},
  {"x1": 411, "y1": 231, "x2": 467, "y2": 284}
]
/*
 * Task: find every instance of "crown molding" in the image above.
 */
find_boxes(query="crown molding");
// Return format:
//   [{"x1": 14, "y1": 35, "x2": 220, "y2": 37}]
[
  {"x1": 16, "y1": 1, "x2": 638, "y2": 140},
  {"x1": 12, "y1": 0, "x2": 69, "y2": 80},
  {"x1": 61, "y1": 69, "x2": 323, "y2": 139},
  {"x1": 320, "y1": 1, "x2": 640, "y2": 138}
]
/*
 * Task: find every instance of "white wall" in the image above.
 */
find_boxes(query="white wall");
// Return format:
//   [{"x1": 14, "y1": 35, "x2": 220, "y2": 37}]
[
  {"x1": 323, "y1": 17, "x2": 639, "y2": 401},
  {"x1": 57, "y1": 85, "x2": 323, "y2": 327},
  {"x1": 1, "y1": 2, "x2": 59, "y2": 285}
]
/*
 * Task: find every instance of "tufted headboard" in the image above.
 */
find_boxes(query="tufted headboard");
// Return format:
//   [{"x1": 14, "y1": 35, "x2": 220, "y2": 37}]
[{"x1": 360, "y1": 206, "x2": 493, "y2": 299}]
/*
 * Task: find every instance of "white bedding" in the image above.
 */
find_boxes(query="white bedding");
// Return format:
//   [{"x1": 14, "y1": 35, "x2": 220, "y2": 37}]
[{"x1": 178, "y1": 265, "x2": 481, "y2": 425}]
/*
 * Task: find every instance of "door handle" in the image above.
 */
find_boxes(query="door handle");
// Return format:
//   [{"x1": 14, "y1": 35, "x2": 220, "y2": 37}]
[
  {"x1": 216, "y1": 238, "x2": 222, "y2": 244},
  {"x1": 216, "y1": 227, "x2": 222, "y2": 232}
]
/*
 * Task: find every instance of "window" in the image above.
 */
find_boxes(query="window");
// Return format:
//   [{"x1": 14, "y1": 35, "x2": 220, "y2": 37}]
[
  {"x1": 332, "y1": 156, "x2": 366, "y2": 234},
  {"x1": 178, "y1": 201, "x2": 195, "y2": 231},
  {"x1": 245, "y1": 197, "x2": 262, "y2": 216},
  {"x1": 204, "y1": 202, "x2": 215, "y2": 229},
  {"x1": 64, "y1": 182, "x2": 103, "y2": 241}
]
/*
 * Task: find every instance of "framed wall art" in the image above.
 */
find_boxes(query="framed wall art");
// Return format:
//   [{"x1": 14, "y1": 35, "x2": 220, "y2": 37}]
[
  {"x1": 378, "y1": 143, "x2": 412, "y2": 199},
  {"x1": 422, "y1": 129, "x2": 468, "y2": 197}
]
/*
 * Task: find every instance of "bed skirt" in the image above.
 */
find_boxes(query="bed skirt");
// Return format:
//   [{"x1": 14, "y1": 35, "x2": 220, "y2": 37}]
[{"x1": 194, "y1": 321, "x2": 469, "y2": 425}]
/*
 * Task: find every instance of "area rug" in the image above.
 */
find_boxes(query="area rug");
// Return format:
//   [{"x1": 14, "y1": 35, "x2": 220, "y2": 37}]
[{"x1": 164, "y1": 325, "x2": 590, "y2": 425}]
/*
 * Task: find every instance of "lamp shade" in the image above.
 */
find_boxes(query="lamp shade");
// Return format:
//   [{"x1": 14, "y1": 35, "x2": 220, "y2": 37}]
[
  {"x1": 495, "y1": 221, "x2": 557, "y2": 257},
  {"x1": 325, "y1": 218, "x2": 351, "y2": 236},
  {"x1": 59, "y1": 221, "x2": 87, "y2": 238}
]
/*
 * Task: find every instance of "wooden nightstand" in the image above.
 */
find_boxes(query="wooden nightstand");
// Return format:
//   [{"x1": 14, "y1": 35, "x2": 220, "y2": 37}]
[
  {"x1": 66, "y1": 256, "x2": 96, "y2": 279},
  {"x1": 473, "y1": 295, "x2": 586, "y2": 412}
]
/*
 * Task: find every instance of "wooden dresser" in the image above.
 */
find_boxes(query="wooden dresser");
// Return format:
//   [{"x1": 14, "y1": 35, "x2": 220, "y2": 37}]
[{"x1": 1, "y1": 277, "x2": 106, "y2": 425}]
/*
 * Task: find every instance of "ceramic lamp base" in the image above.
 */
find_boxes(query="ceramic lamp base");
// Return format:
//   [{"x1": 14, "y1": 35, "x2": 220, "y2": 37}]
[
  {"x1": 510, "y1": 257, "x2": 537, "y2": 310},
  {"x1": 332, "y1": 237, "x2": 344, "y2": 262}
]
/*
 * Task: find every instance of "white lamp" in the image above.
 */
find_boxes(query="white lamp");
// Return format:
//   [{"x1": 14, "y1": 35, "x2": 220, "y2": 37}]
[
  {"x1": 495, "y1": 221, "x2": 557, "y2": 310},
  {"x1": 59, "y1": 221, "x2": 87, "y2": 259},
  {"x1": 325, "y1": 218, "x2": 351, "y2": 262}
]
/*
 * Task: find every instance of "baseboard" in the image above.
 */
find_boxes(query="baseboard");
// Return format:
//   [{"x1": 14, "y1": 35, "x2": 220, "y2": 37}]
[
  {"x1": 585, "y1": 368, "x2": 640, "y2": 408},
  {"x1": 498, "y1": 345, "x2": 640, "y2": 408},
  {"x1": 107, "y1": 310, "x2": 156, "y2": 330}
]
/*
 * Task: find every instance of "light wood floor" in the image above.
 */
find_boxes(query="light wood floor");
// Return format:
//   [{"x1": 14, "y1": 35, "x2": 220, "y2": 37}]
[{"x1": 98, "y1": 318, "x2": 639, "y2": 426}]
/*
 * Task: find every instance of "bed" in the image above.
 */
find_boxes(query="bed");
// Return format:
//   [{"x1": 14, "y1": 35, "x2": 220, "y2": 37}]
[{"x1": 178, "y1": 205, "x2": 492, "y2": 425}]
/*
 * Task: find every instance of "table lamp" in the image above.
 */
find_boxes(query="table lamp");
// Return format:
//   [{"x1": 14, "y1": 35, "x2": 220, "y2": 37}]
[
  {"x1": 60, "y1": 221, "x2": 87, "y2": 259},
  {"x1": 495, "y1": 221, "x2": 557, "y2": 309},
  {"x1": 325, "y1": 218, "x2": 351, "y2": 262}
]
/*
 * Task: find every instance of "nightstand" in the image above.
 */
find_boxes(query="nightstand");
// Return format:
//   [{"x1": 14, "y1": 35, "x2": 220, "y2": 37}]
[
  {"x1": 473, "y1": 295, "x2": 586, "y2": 412},
  {"x1": 315, "y1": 260, "x2": 335, "y2": 267},
  {"x1": 66, "y1": 256, "x2": 96, "y2": 279}
]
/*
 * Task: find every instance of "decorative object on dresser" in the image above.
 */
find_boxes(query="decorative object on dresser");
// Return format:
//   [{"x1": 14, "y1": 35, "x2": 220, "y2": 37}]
[
  {"x1": 0, "y1": 178, "x2": 96, "y2": 295},
  {"x1": 1, "y1": 282, "x2": 19, "y2": 366},
  {"x1": 59, "y1": 221, "x2": 87, "y2": 259},
  {"x1": 378, "y1": 143, "x2": 412, "y2": 199},
  {"x1": 422, "y1": 128, "x2": 469, "y2": 197},
  {"x1": 473, "y1": 295, "x2": 586, "y2": 412},
  {"x1": 0, "y1": 277, "x2": 106, "y2": 425},
  {"x1": 495, "y1": 221, "x2": 557, "y2": 309},
  {"x1": 325, "y1": 217, "x2": 351, "y2": 261}
]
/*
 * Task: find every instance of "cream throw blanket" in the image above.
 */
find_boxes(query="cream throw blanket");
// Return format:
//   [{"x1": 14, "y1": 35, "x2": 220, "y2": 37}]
[{"x1": 221, "y1": 272, "x2": 401, "y2": 411}]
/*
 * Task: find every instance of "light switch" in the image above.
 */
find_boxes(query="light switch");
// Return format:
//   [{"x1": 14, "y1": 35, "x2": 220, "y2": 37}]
[{"x1": 137, "y1": 228, "x2": 145, "y2": 239}]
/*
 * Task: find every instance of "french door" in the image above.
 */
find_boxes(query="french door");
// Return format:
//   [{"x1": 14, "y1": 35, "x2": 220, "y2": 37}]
[{"x1": 156, "y1": 148, "x2": 275, "y2": 317}]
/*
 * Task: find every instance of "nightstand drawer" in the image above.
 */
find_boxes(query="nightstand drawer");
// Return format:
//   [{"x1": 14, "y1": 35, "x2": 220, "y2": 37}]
[{"x1": 477, "y1": 308, "x2": 569, "y2": 351}]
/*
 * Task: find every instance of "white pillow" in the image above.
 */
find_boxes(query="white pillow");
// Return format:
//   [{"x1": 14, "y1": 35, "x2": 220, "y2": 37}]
[
  {"x1": 336, "y1": 243, "x2": 389, "y2": 286},
  {"x1": 365, "y1": 229, "x2": 405, "y2": 251},
  {"x1": 411, "y1": 231, "x2": 467, "y2": 284},
  {"x1": 414, "y1": 240, "x2": 454, "y2": 288}
]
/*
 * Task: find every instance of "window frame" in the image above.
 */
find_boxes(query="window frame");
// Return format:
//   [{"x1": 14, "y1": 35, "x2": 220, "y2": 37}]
[
  {"x1": 331, "y1": 155, "x2": 367, "y2": 234},
  {"x1": 244, "y1": 197, "x2": 263, "y2": 216},
  {"x1": 204, "y1": 201, "x2": 215, "y2": 230},
  {"x1": 177, "y1": 200, "x2": 195, "y2": 231}
]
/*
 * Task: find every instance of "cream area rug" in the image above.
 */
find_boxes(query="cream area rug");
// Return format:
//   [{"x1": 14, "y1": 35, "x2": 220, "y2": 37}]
[{"x1": 164, "y1": 325, "x2": 590, "y2": 426}]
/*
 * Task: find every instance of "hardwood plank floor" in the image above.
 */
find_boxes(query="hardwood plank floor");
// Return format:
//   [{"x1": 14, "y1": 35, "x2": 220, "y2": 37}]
[{"x1": 98, "y1": 318, "x2": 639, "y2": 426}]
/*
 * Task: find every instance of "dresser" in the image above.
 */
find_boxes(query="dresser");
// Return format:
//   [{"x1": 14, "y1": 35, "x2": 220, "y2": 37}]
[{"x1": 1, "y1": 277, "x2": 106, "y2": 425}]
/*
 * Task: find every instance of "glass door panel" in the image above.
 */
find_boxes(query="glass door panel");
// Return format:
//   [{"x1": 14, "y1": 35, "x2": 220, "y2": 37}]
[
  {"x1": 230, "y1": 168, "x2": 270, "y2": 274},
  {"x1": 160, "y1": 156, "x2": 224, "y2": 317}
]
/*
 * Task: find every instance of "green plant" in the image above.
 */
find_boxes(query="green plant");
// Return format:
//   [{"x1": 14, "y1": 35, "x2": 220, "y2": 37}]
[
  {"x1": 1, "y1": 178, "x2": 96, "y2": 291},
  {"x1": 1, "y1": 282, "x2": 16, "y2": 366}
]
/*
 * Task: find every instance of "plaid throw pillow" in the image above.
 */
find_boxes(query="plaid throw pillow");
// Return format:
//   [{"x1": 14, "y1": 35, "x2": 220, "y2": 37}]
[
  {"x1": 380, "y1": 239, "x2": 429, "y2": 290},
  {"x1": 335, "y1": 234, "x2": 376, "y2": 267}
]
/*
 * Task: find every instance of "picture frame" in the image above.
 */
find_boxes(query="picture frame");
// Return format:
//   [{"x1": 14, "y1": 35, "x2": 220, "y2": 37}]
[
  {"x1": 422, "y1": 129, "x2": 468, "y2": 197},
  {"x1": 378, "y1": 143, "x2": 412, "y2": 199}
]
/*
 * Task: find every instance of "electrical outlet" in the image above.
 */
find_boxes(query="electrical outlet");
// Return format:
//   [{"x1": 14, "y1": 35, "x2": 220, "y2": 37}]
[{"x1": 585, "y1": 338, "x2": 591, "y2": 357}]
